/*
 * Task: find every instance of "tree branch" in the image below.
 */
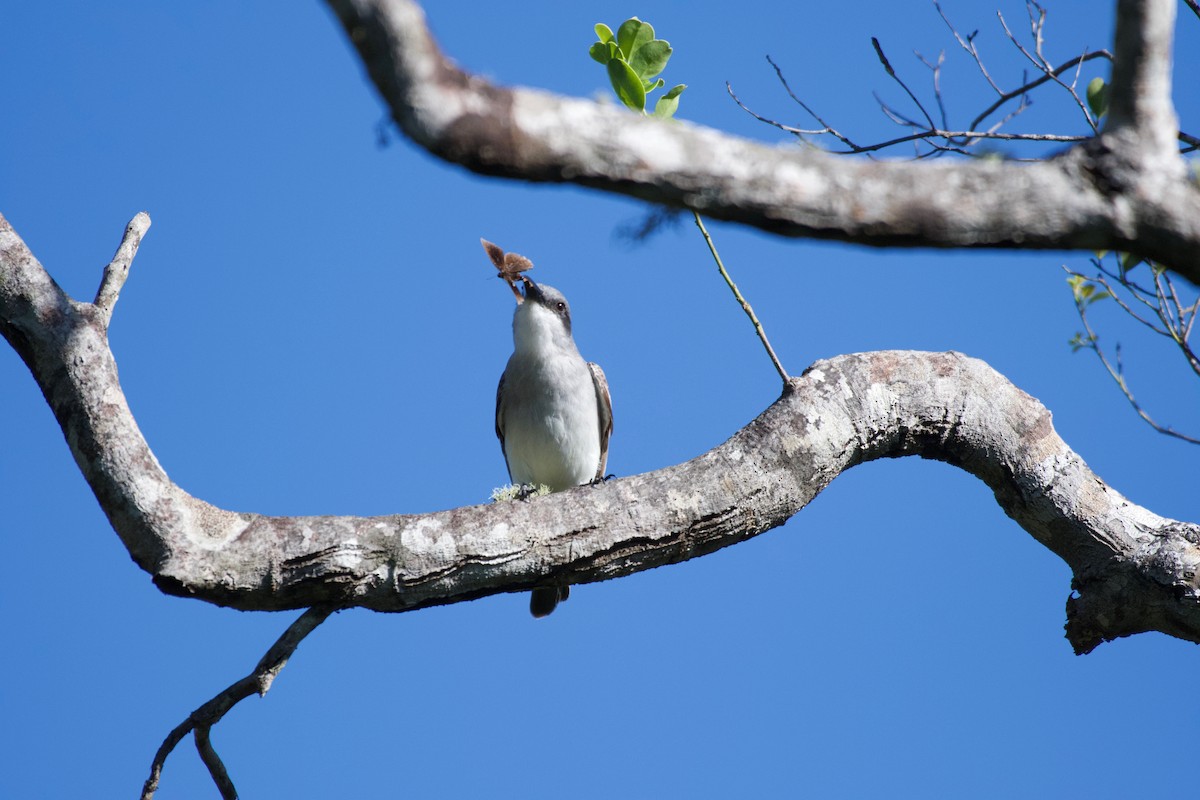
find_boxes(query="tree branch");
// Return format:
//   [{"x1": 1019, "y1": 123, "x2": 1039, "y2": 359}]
[
  {"x1": 140, "y1": 606, "x2": 335, "y2": 800},
  {"x1": 323, "y1": 0, "x2": 1200, "y2": 282},
  {"x1": 94, "y1": 211, "x2": 151, "y2": 327},
  {"x1": 1106, "y1": 0, "x2": 1180, "y2": 163},
  {"x1": 3, "y1": 212, "x2": 1199, "y2": 654}
]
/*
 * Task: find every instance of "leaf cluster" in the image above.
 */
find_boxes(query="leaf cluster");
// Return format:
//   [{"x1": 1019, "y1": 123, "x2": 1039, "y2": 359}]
[{"x1": 589, "y1": 18, "x2": 686, "y2": 118}]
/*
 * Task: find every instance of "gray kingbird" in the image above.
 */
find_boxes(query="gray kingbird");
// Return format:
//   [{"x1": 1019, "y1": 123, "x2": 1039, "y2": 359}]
[{"x1": 496, "y1": 278, "x2": 613, "y2": 617}]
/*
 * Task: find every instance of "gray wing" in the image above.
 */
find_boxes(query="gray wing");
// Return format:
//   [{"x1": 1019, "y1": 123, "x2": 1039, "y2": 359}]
[
  {"x1": 587, "y1": 361, "x2": 613, "y2": 481},
  {"x1": 495, "y1": 371, "x2": 512, "y2": 481}
]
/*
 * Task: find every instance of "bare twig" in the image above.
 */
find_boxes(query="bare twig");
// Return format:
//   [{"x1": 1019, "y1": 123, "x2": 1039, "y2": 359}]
[
  {"x1": 995, "y1": 8, "x2": 1098, "y2": 130},
  {"x1": 871, "y1": 37, "x2": 938, "y2": 132},
  {"x1": 729, "y1": 83, "x2": 1088, "y2": 153},
  {"x1": 1066, "y1": 262, "x2": 1200, "y2": 445},
  {"x1": 1072, "y1": 322, "x2": 1200, "y2": 445},
  {"x1": 915, "y1": 48, "x2": 950, "y2": 131},
  {"x1": 935, "y1": 0, "x2": 1003, "y2": 94},
  {"x1": 141, "y1": 606, "x2": 336, "y2": 800},
  {"x1": 765, "y1": 55, "x2": 862, "y2": 150},
  {"x1": 744, "y1": 22, "x2": 1116, "y2": 160},
  {"x1": 93, "y1": 212, "x2": 151, "y2": 327},
  {"x1": 967, "y1": 50, "x2": 1111, "y2": 132},
  {"x1": 1086, "y1": 270, "x2": 1171, "y2": 335},
  {"x1": 194, "y1": 726, "x2": 237, "y2": 800},
  {"x1": 725, "y1": 83, "x2": 839, "y2": 137},
  {"x1": 692, "y1": 213, "x2": 789, "y2": 383}
]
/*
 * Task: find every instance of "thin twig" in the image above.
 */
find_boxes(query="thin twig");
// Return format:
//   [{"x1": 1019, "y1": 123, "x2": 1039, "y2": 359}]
[
  {"x1": 692, "y1": 212, "x2": 789, "y2": 384},
  {"x1": 1065, "y1": 262, "x2": 1200, "y2": 445},
  {"x1": 94, "y1": 212, "x2": 151, "y2": 327},
  {"x1": 968, "y1": 50, "x2": 1111, "y2": 132},
  {"x1": 935, "y1": 0, "x2": 1003, "y2": 94},
  {"x1": 728, "y1": 86, "x2": 1087, "y2": 153},
  {"x1": 765, "y1": 56, "x2": 862, "y2": 150},
  {"x1": 141, "y1": 605, "x2": 336, "y2": 800},
  {"x1": 1073, "y1": 267, "x2": 1167, "y2": 334},
  {"x1": 726, "y1": 84, "x2": 828, "y2": 136},
  {"x1": 194, "y1": 725, "x2": 237, "y2": 800},
  {"x1": 996, "y1": 8, "x2": 1097, "y2": 129},
  {"x1": 915, "y1": 48, "x2": 950, "y2": 131},
  {"x1": 1071, "y1": 306, "x2": 1200, "y2": 445},
  {"x1": 871, "y1": 37, "x2": 937, "y2": 132}
]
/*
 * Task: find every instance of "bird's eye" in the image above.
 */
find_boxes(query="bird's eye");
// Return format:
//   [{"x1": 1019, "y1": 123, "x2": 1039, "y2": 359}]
[{"x1": 556, "y1": 302, "x2": 566, "y2": 311}]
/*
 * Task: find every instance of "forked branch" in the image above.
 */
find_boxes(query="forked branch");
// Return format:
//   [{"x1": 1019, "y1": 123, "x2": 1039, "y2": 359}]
[{"x1": 141, "y1": 606, "x2": 335, "y2": 800}]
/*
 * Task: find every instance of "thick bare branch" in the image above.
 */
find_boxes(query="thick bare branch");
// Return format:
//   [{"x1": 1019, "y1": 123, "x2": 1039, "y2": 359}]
[
  {"x1": 323, "y1": 0, "x2": 1200, "y2": 282},
  {"x1": 3, "y1": 213, "x2": 1199, "y2": 654},
  {"x1": 1106, "y1": 0, "x2": 1180, "y2": 164}
]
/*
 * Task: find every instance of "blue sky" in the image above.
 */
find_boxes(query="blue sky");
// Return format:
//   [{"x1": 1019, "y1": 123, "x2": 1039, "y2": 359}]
[{"x1": 3, "y1": 1, "x2": 1198, "y2": 797}]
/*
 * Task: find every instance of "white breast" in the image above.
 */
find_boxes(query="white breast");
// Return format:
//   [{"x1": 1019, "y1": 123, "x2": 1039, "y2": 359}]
[{"x1": 501, "y1": 347, "x2": 601, "y2": 491}]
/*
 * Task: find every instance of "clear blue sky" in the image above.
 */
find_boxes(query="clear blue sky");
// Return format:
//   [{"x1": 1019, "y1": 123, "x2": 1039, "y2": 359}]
[{"x1": 3, "y1": 2, "x2": 1198, "y2": 797}]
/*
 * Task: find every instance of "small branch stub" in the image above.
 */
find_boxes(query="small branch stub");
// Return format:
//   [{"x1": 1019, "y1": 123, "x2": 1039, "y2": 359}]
[{"x1": 94, "y1": 211, "x2": 151, "y2": 326}]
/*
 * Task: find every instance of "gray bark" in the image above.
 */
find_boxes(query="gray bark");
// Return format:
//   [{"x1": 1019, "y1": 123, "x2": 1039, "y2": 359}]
[
  {"x1": 325, "y1": 0, "x2": 1200, "y2": 283},
  {"x1": 2, "y1": 212, "x2": 1198, "y2": 654},
  {"x1": 3, "y1": 0, "x2": 1198, "y2": 656}
]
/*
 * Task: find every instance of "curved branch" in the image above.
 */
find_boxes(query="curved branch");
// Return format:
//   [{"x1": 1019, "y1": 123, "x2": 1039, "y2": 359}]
[
  {"x1": 3, "y1": 213, "x2": 1199, "y2": 655},
  {"x1": 323, "y1": 0, "x2": 1200, "y2": 282}
]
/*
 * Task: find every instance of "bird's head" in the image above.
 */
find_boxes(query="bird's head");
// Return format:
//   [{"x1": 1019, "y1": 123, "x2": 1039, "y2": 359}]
[{"x1": 513, "y1": 278, "x2": 575, "y2": 352}]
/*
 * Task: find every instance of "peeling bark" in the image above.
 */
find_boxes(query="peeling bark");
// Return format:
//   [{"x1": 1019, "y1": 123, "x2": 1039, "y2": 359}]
[{"x1": 2, "y1": 212, "x2": 1198, "y2": 653}]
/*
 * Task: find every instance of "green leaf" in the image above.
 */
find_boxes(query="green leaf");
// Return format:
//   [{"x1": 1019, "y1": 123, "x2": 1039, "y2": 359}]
[
  {"x1": 643, "y1": 77, "x2": 664, "y2": 92},
  {"x1": 662, "y1": 83, "x2": 686, "y2": 101},
  {"x1": 653, "y1": 94, "x2": 679, "y2": 119},
  {"x1": 594, "y1": 23, "x2": 614, "y2": 44},
  {"x1": 588, "y1": 41, "x2": 612, "y2": 65},
  {"x1": 1068, "y1": 332, "x2": 1095, "y2": 353},
  {"x1": 1119, "y1": 252, "x2": 1144, "y2": 272},
  {"x1": 617, "y1": 17, "x2": 654, "y2": 60},
  {"x1": 653, "y1": 84, "x2": 686, "y2": 119},
  {"x1": 629, "y1": 39, "x2": 672, "y2": 81},
  {"x1": 1086, "y1": 77, "x2": 1108, "y2": 118},
  {"x1": 607, "y1": 57, "x2": 646, "y2": 112}
]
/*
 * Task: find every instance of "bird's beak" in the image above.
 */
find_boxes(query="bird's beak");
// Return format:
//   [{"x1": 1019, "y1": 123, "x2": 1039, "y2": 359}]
[{"x1": 521, "y1": 277, "x2": 544, "y2": 304}]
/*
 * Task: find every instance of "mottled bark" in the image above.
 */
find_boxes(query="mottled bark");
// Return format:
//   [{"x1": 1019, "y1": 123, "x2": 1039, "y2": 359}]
[{"x1": 3, "y1": 212, "x2": 1198, "y2": 654}]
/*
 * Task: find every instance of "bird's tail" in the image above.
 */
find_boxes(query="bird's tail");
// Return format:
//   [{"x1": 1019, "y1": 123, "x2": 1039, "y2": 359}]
[{"x1": 529, "y1": 586, "x2": 570, "y2": 618}]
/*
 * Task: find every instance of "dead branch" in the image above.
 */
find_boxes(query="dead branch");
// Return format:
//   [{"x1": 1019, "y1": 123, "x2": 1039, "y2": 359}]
[{"x1": 141, "y1": 606, "x2": 335, "y2": 800}]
